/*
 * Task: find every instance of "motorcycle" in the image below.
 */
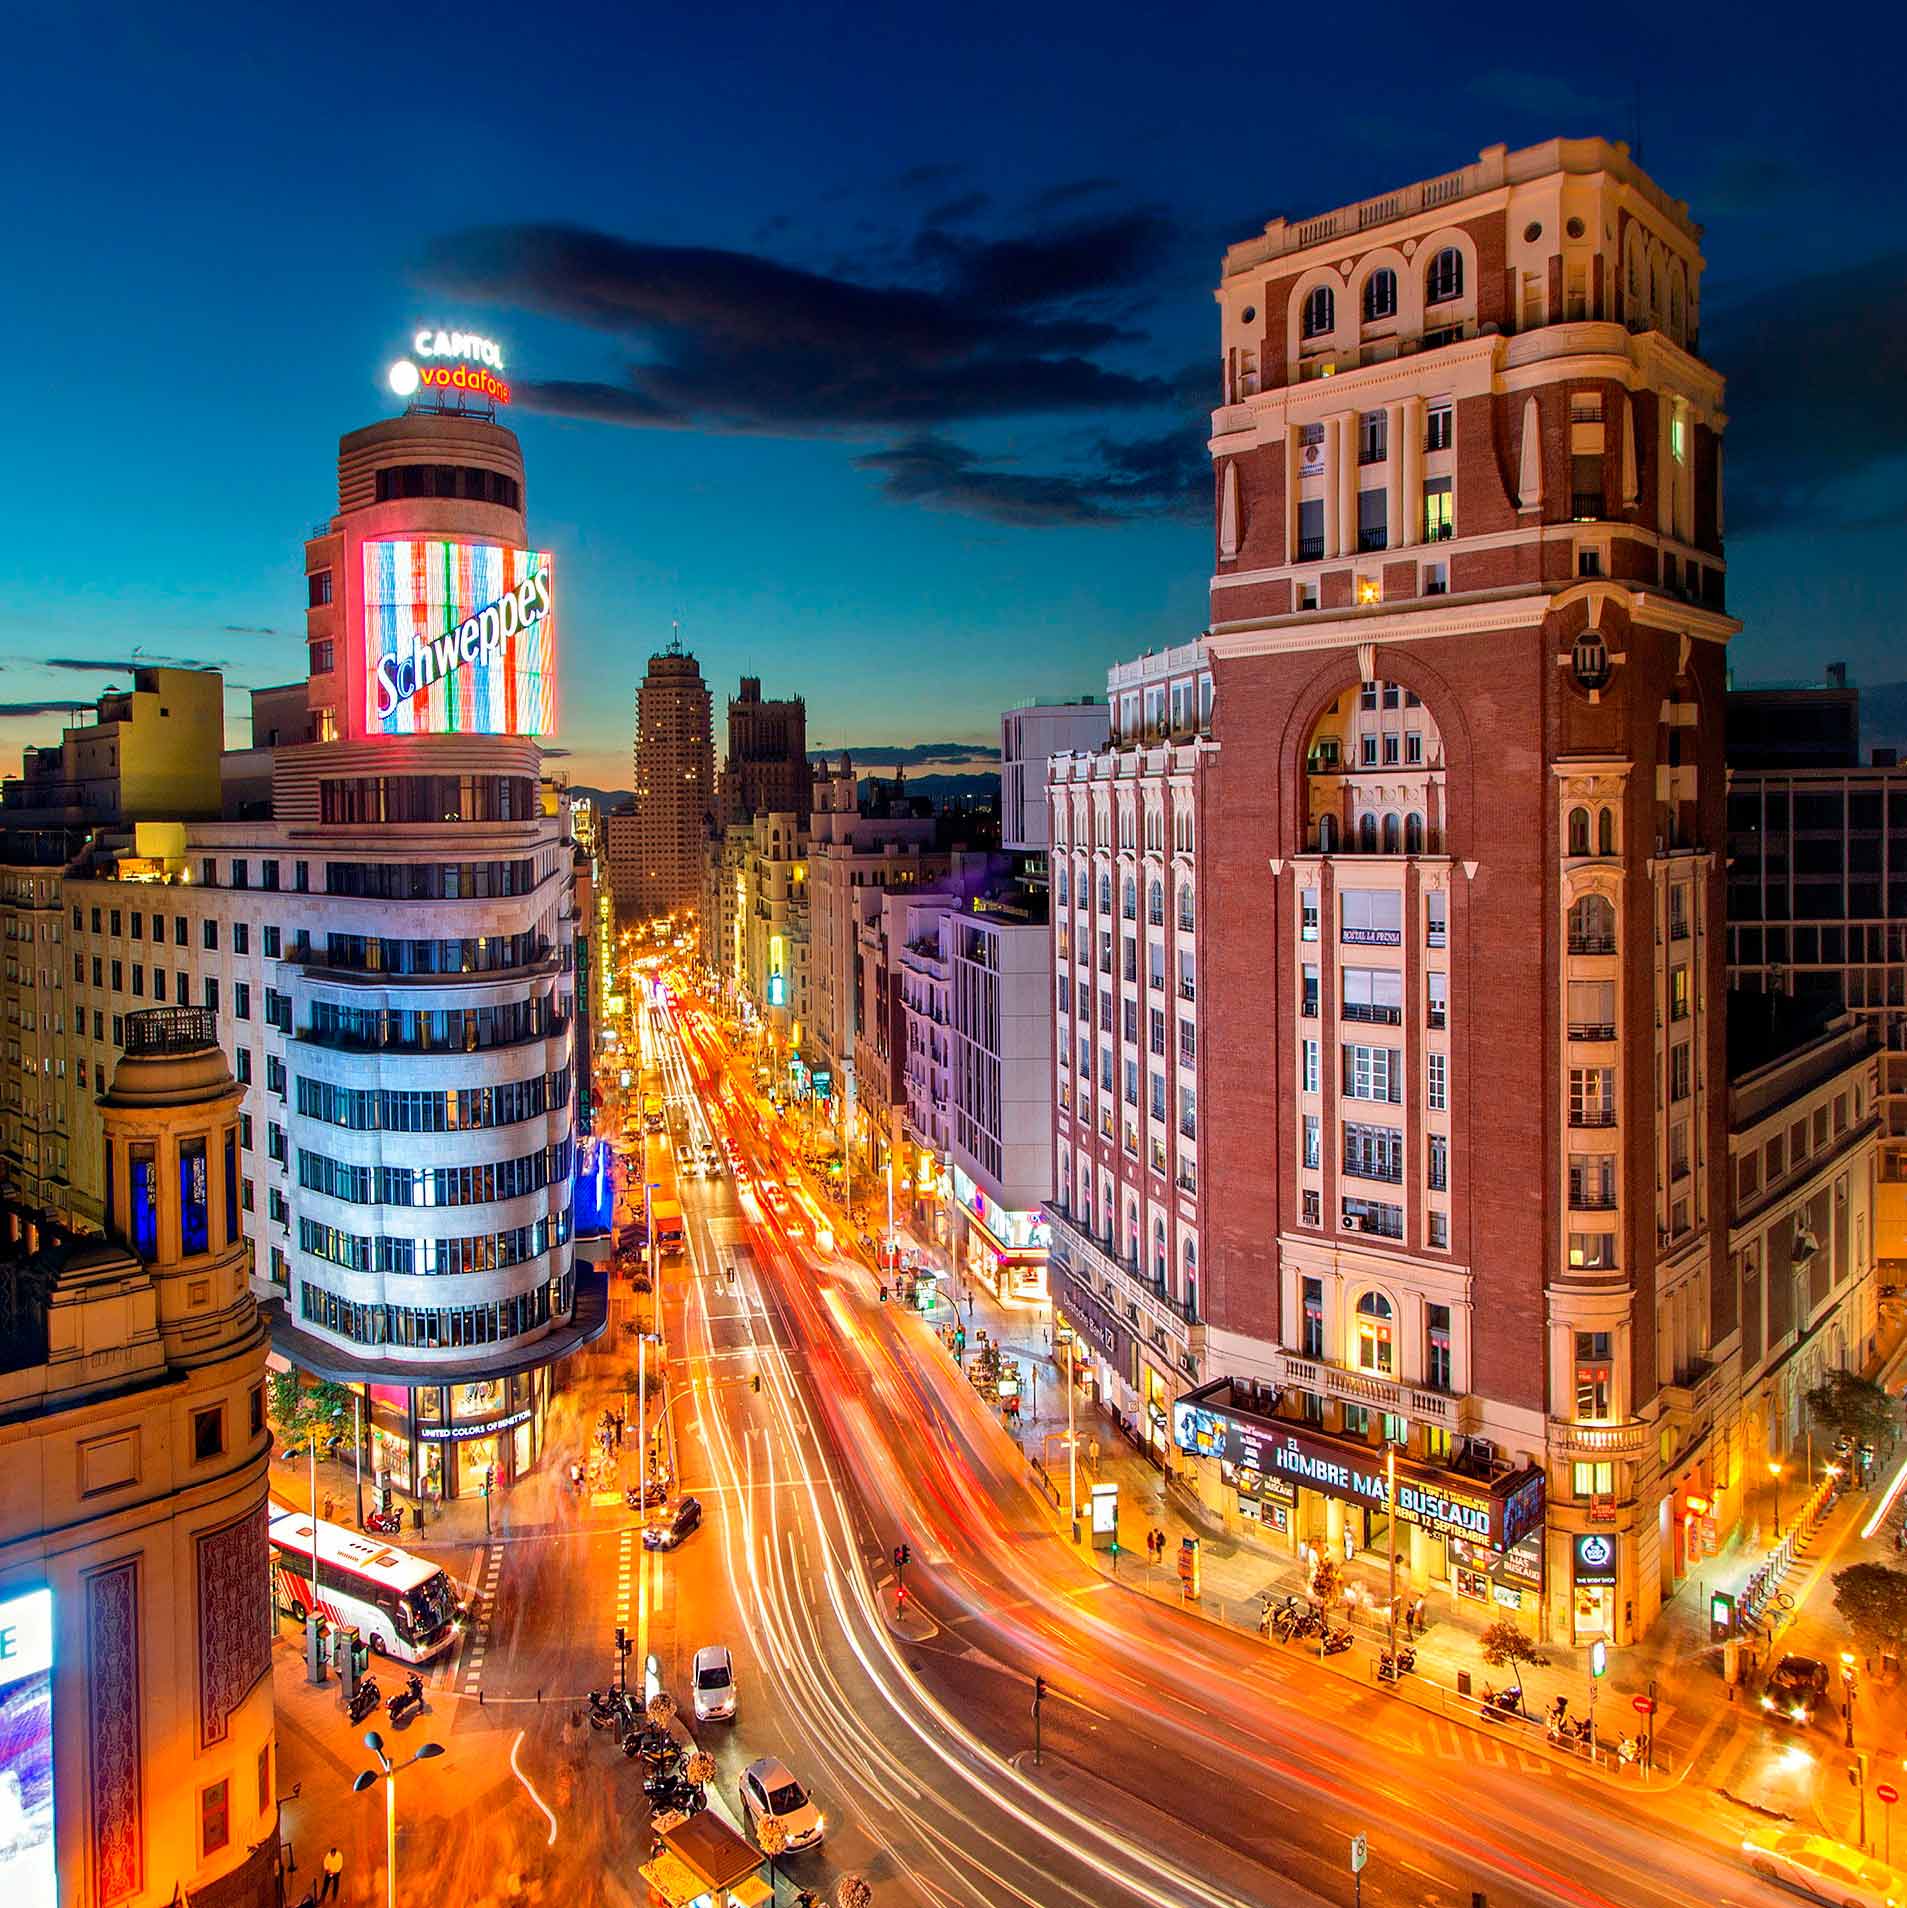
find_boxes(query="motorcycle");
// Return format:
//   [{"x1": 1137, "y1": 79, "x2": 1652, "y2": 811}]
[
  {"x1": 1321, "y1": 1625, "x2": 1354, "y2": 1656},
  {"x1": 363, "y1": 1508, "x2": 402, "y2": 1536},
  {"x1": 347, "y1": 1676, "x2": 383, "y2": 1725},
  {"x1": 387, "y1": 1672, "x2": 426, "y2": 1727},
  {"x1": 1377, "y1": 1644, "x2": 1416, "y2": 1682},
  {"x1": 1479, "y1": 1684, "x2": 1526, "y2": 1722}
]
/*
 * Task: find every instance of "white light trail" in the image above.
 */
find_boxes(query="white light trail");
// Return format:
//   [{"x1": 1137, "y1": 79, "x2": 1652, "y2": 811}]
[
  {"x1": 509, "y1": 1728, "x2": 558, "y2": 1847},
  {"x1": 1862, "y1": 1454, "x2": 1907, "y2": 1539}
]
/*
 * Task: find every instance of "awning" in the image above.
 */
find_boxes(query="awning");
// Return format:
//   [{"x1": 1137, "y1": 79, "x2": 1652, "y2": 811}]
[{"x1": 636, "y1": 1852, "x2": 704, "y2": 1906}]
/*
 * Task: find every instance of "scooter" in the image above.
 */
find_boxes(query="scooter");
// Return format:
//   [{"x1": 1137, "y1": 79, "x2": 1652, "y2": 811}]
[
  {"x1": 387, "y1": 1672, "x2": 426, "y2": 1727},
  {"x1": 347, "y1": 1675, "x2": 383, "y2": 1726},
  {"x1": 363, "y1": 1507, "x2": 402, "y2": 1536}
]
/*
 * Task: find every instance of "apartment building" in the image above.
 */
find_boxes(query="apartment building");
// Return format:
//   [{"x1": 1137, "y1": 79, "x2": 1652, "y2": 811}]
[
  {"x1": 1001, "y1": 701, "x2": 1109, "y2": 854},
  {"x1": 1047, "y1": 639, "x2": 1211, "y2": 1460},
  {"x1": 1156, "y1": 138, "x2": 1736, "y2": 1643}
]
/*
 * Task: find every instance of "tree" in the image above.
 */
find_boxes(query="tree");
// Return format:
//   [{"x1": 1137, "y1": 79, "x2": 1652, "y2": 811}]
[
  {"x1": 1479, "y1": 1619, "x2": 1549, "y2": 1703},
  {"x1": 756, "y1": 1814, "x2": 788, "y2": 1900},
  {"x1": 645, "y1": 1691, "x2": 676, "y2": 1728},
  {"x1": 1808, "y1": 1371, "x2": 1899, "y2": 1452},
  {"x1": 682, "y1": 1750, "x2": 716, "y2": 1790},
  {"x1": 268, "y1": 1372, "x2": 307, "y2": 1432},
  {"x1": 306, "y1": 1379, "x2": 354, "y2": 1430},
  {"x1": 1308, "y1": 1555, "x2": 1341, "y2": 1611},
  {"x1": 835, "y1": 1877, "x2": 872, "y2": 1908},
  {"x1": 1833, "y1": 1563, "x2": 1907, "y2": 1653}
]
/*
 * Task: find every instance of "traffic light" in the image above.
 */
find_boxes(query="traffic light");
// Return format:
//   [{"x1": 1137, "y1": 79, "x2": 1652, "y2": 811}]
[
  {"x1": 893, "y1": 1543, "x2": 911, "y2": 1570},
  {"x1": 1034, "y1": 1675, "x2": 1047, "y2": 1708}
]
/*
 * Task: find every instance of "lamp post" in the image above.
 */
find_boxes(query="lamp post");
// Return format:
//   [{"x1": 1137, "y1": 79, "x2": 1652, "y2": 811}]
[
  {"x1": 1385, "y1": 1442, "x2": 1401, "y2": 1669},
  {"x1": 1768, "y1": 1459, "x2": 1785, "y2": 1541},
  {"x1": 638, "y1": 1179, "x2": 661, "y2": 1675},
  {"x1": 353, "y1": 1390, "x2": 365, "y2": 1529},
  {"x1": 353, "y1": 1730, "x2": 443, "y2": 1908}
]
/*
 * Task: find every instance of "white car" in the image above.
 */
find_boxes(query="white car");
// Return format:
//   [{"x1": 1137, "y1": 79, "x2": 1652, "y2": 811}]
[
  {"x1": 740, "y1": 1755, "x2": 824, "y2": 1852},
  {"x1": 692, "y1": 1645, "x2": 736, "y2": 1722},
  {"x1": 1744, "y1": 1830, "x2": 1906, "y2": 1907}
]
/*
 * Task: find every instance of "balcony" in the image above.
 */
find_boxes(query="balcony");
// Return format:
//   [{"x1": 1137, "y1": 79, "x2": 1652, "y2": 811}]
[
  {"x1": 1178, "y1": 980, "x2": 1196, "y2": 1002},
  {"x1": 1571, "y1": 493, "x2": 1605, "y2": 521},
  {"x1": 1568, "y1": 1021, "x2": 1616, "y2": 1041},
  {"x1": 1049, "y1": 1203, "x2": 1204, "y2": 1365},
  {"x1": 1568, "y1": 933, "x2": 1617, "y2": 956},
  {"x1": 1271, "y1": 1350, "x2": 1457, "y2": 1426},
  {"x1": 1549, "y1": 1417, "x2": 1648, "y2": 1461},
  {"x1": 1357, "y1": 529, "x2": 1388, "y2": 554},
  {"x1": 1569, "y1": 1109, "x2": 1618, "y2": 1128},
  {"x1": 1296, "y1": 536, "x2": 1326, "y2": 562},
  {"x1": 1569, "y1": 1190, "x2": 1618, "y2": 1211},
  {"x1": 1341, "y1": 1156, "x2": 1403, "y2": 1185},
  {"x1": 1341, "y1": 1002, "x2": 1400, "y2": 1026}
]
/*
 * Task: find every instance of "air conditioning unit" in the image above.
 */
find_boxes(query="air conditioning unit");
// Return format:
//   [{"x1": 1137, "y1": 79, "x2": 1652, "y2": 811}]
[{"x1": 1342, "y1": 1215, "x2": 1358, "y2": 1231}]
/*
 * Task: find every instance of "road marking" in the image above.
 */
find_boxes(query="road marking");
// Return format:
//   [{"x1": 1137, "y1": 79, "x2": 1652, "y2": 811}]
[{"x1": 462, "y1": 1543, "x2": 505, "y2": 1693}]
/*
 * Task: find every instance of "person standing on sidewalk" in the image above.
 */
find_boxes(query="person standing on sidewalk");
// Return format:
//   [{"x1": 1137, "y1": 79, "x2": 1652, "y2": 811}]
[{"x1": 320, "y1": 1846, "x2": 344, "y2": 1902}]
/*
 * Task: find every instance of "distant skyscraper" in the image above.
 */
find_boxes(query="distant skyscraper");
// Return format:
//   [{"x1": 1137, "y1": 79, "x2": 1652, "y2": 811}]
[
  {"x1": 621, "y1": 641, "x2": 714, "y2": 922},
  {"x1": 720, "y1": 676, "x2": 812, "y2": 824}
]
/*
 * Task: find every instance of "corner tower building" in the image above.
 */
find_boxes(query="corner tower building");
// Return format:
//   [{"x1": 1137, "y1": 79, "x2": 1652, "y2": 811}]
[{"x1": 1171, "y1": 139, "x2": 1732, "y2": 1645}]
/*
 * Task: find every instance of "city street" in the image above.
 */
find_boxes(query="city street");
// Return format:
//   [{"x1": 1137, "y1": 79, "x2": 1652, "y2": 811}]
[{"x1": 267, "y1": 973, "x2": 1859, "y2": 1908}]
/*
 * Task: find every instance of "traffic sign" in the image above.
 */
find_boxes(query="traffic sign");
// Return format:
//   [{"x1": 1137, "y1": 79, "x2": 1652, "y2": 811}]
[
  {"x1": 1349, "y1": 1834, "x2": 1368, "y2": 1874},
  {"x1": 1879, "y1": 1783, "x2": 1900, "y2": 1805},
  {"x1": 1631, "y1": 1694, "x2": 1657, "y2": 1715}
]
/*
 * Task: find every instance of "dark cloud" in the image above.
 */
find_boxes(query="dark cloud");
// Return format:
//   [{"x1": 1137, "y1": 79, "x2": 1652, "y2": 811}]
[
  {"x1": 923, "y1": 191, "x2": 990, "y2": 228},
  {"x1": 893, "y1": 161, "x2": 965, "y2": 194},
  {"x1": 1706, "y1": 250, "x2": 1907, "y2": 533},
  {"x1": 855, "y1": 420, "x2": 1207, "y2": 529},
  {"x1": 221, "y1": 624, "x2": 279, "y2": 637},
  {"x1": 808, "y1": 740, "x2": 996, "y2": 767},
  {"x1": 1029, "y1": 177, "x2": 1121, "y2": 214},
  {"x1": 418, "y1": 212, "x2": 1177, "y2": 439},
  {"x1": 40, "y1": 653, "x2": 224, "y2": 675},
  {"x1": 0, "y1": 700, "x2": 92, "y2": 719}
]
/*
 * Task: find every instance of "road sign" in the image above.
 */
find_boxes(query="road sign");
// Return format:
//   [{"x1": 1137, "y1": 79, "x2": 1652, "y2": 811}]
[
  {"x1": 1350, "y1": 1835, "x2": 1368, "y2": 1874},
  {"x1": 1879, "y1": 1783, "x2": 1900, "y2": 1805},
  {"x1": 1631, "y1": 1694, "x2": 1656, "y2": 1716}
]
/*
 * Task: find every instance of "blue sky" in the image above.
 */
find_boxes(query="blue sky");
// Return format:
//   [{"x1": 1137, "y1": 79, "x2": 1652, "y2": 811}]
[{"x1": 5, "y1": 0, "x2": 1903, "y2": 789}]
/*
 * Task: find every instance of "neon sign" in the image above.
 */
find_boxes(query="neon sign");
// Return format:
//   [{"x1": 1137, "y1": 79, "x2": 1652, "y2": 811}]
[
  {"x1": 363, "y1": 540, "x2": 555, "y2": 736},
  {"x1": 0, "y1": 1586, "x2": 55, "y2": 1908},
  {"x1": 388, "y1": 328, "x2": 510, "y2": 404}
]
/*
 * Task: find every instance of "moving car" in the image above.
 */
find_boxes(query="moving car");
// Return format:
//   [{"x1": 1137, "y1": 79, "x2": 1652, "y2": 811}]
[
  {"x1": 1761, "y1": 1654, "x2": 1831, "y2": 1726},
  {"x1": 1743, "y1": 1829, "x2": 1905, "y2": 1907},
  {"x1": 691, "y1": 1645, "x2": 736, "y2": 1722},
  {"x1": 642, "y1": 1496, "x2": 703, "y2": 1551},
  {"x1": 740, "y1": 1756, "x2": 824, "y2": 1852}
]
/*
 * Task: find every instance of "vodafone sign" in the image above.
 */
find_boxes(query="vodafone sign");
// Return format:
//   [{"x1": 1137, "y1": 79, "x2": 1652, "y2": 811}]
[{"x1": 389, "y1": 328, "x2": 511, "y2": 405}]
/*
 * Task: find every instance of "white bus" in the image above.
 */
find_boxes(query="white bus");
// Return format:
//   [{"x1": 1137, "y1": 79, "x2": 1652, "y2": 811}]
[{"x1": 268, "y1": 1506, "x2": 463, "y2": 1663}]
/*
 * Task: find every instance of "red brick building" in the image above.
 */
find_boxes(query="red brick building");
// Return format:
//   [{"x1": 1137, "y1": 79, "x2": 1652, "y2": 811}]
[{"x1": 1076, "y1": 138, "x2": 1736, "y2": 1645}]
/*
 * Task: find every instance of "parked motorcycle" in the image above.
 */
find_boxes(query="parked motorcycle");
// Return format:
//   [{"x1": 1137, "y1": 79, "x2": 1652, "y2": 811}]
[
  {"x1": 1479, "y1": 1684, "x2": 1525, "y2": 1722},
  {"x1": 1321, "y1": 1626, "x2": 1354, "y2": 1656},
  {"x1": 386, "y1": 1673, "x2": 426, "y2": 1727},
  {"x1": 363, "y1": 1508, "x2": 402, "y2": 1536},
  {"x1": 1377, "y1": 1644, "x2": 1416, "y2": 1682},
  {"x1": 586, "y1": 1688, "x2": 627, "y2": 1731},
  {"x1": 347, "y1": 1675, "x2": 383, "y2": 1725}
]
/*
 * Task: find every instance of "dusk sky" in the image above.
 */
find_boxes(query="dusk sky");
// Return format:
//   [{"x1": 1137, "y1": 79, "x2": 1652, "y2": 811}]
[{"x1": 6, "y1": 1, "x2": 1903, "y2": 790}]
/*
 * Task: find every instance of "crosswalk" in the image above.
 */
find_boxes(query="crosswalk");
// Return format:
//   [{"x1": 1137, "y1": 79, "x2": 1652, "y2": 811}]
[
  {"x1": 615, "y1": 1527, "x2": 634, "y2": 1633},
  {"x1": 459, "y1": 1544, "x2": 504, "y2": 1695}
]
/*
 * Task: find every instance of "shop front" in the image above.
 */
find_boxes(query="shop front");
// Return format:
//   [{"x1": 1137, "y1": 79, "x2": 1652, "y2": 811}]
[
  {"x1": 1569, "y1": 1530, "x2": 1620, "y2": 1641},
  {"x1": 1051, "y1": 1253, "x2": 1137, "y2": 1418},
  {"x1": 954, "y1": 1166, "x2": 1049, "y2": 1304},
  {"x1": 367, "y1": 1369, "x2": 549, "y2": 1505},
  {"x1": 1174, "y1": 1379, "x2": 1547, "y2": 1621}
]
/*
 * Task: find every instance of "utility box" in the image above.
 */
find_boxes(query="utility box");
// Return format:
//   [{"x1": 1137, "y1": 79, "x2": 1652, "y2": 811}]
[
  {"x1": 333, "y1": 1623, "x2": 361, "y2": 1698},
  {"x1": 304, "y1": 1612, "x2": 328, "y2": 1686},
  {"x1": 1178, "y1": 1536, "x2": 1202, "y2": 1599}
]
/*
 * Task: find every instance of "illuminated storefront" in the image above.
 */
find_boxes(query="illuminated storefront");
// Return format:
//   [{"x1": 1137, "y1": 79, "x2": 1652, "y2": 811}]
[
  {"x1": 365, "y1": 1370, "x2": 551, "y2": 1504},
  {"x1": 953, "y1": 1166, "x2": 1050, "y2": 1304},
  {"x1": 1175, "y1": 1380, "x2": 1547, "y2": 1614}
]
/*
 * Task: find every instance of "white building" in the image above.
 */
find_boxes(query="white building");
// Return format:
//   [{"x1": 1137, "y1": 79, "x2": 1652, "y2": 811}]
[{"x1": 1001, "y1": 701, "x2": 1109, "y2": 854}]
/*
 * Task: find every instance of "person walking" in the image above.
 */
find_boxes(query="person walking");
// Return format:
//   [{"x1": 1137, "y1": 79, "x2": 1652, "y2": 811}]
[{"x1": 320, "y1": 1845, "x2": 344, "y2": 1902}]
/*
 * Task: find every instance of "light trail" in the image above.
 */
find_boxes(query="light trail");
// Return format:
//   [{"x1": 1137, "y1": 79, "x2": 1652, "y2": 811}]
[
  {"x1": 509, "y1": 1728, "x2": 559, "y2": 1848},
  {"x1": 1862, "y1": 1454, "x2": 1907, "y2": 1538}
]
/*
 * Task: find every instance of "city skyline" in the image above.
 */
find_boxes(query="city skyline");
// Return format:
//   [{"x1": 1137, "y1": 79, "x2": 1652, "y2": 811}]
[{"x1": 6, "y1": 1, "x2": 1904, "y2": 791}]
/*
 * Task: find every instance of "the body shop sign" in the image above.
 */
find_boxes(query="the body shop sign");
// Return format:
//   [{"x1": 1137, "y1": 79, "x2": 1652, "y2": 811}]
[
  {"x1": 1174, "y1": 1389, "x2": 1544, "y2": 1549},
  {"x1": 364, "y1": 540, "x2": 555, "y2": 737},
  {"x1": 0, "y1": 1587, "x2": 55, "y2": 1908}
]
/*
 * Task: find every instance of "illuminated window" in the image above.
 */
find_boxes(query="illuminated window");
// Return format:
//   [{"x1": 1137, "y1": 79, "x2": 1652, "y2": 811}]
[
  {"x1": 1355, "y1": 1290, "x2": 1395, "y2": 1373},
  {"x1": 1573, "y1": 1331, "x2": 1613, "y2": 1420}
]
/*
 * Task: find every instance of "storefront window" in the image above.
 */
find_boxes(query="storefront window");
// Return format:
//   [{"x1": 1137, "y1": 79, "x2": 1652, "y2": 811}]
[{"x1": 1355, "y1": 1290, "x2": 1394, "y2": 1374}]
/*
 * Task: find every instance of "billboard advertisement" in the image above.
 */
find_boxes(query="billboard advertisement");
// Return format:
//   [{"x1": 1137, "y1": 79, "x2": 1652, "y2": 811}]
[
  {"x1": 364, "y1": 539, "x2": 555, "y2": 737},
  {"x1": 0, "y1": 1587, "x2": 55, "y2": 1908}
]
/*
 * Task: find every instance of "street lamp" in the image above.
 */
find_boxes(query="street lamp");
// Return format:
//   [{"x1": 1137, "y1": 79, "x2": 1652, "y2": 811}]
[
  {"x1": 353, "y1": 1730, "x2": 443, "y2": 1908},
  {"x1": 1841, "y1": 1650, "x2": 1858, "y2": 1749},
  {"x1": 638, "y1": 1180, "x2": 662, "y2": 1676},
  {"x1": 1769, "y1": 1459, "x2": 1785, "y2": 1540},
  {"x1": 1384, "y1": 1442, "x2": 1403, "y2": 1669}
]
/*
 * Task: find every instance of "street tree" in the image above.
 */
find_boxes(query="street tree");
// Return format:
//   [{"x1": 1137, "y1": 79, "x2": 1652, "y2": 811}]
[
  {"x1": 268, "y1": 1372, "x2": 307, "y2": 1433},
  {"x1": 1308, "y1": 1555, "x2": 1341, "y2": 1612},
  {"x1": 756, "y1": 1814, "x2": 788, "y2": 1899},
  {"x1": 307, "y1": 1378, "x2": 355, "y2": 1431},
  {"x1": 835, "y1": 1876, "x2": 873, "y2": 1908},
  {"x1": 646, "y1": 1692, "x2": 676, "y2": 1728},
  {"x1": 1808, "y1": 1370, "x2": 1899, "y2": 1452},
  {"x1": 1479, "y1": 1619, "x2": 1549, "y2": 1704},
  {"x1": 1832, "y1": 1563, "x2": 1907, "y2": 1652},
  {"x1": 682, "y1": 1750, "x2": 716, "y2": 1790}
]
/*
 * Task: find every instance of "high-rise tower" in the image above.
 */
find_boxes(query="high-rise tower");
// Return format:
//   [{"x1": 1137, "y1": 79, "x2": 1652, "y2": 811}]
[
  {"x1": 618, "y1": 643, "x2": 713, "y2": 925},
  {"x1": 1149, "y1": 138, "x2": 1731, "y2": 1646},
  {"x1": 719, "y1": 677, "x2": 812, "y2": 825}
]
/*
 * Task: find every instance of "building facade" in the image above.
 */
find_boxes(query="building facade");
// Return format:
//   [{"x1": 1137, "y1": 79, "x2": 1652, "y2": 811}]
[
  {"x1": 619, "y1": 645, "x2": 714, "y2": 927},
  {"x1": 1, "y1": 406, "x2": 596, "y2": 1504},
  {"x1": 0, "y1": 1009, "x2": 277, "y2": 1908},
  {"x1": 1000, "y1": 701, "x2": 1108, "y2": 855},
  {"x1": 719, "y1": 678, "x2": 811, "y2": 826},
  {"x1": 1047, "y1": 641, "x2": 1211, "y2": 1460},
  {"x1": 1138, "y1": 138, "x2": 1735, "y2": 1644}
]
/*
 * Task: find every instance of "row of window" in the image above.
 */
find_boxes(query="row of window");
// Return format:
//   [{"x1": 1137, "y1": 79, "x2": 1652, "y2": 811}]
[
  {"x1": 293, "y1": 1069, "x2": 572, "y2": 1132},
  {"x1": 298, "y1": 1271, "x2": 570, "y2": 1348},
  {"x1": 297, "y1": 1138, "x2": 573, "y2": 1208},
  {"x1": 1300, "y1": 253, "x2": 1465, "y2": 344},
  {"x1": 319, "y1": 776, "x2": 539, "y2": 826},
  {"x1": 1296, "y1": 1282, "x2": 1454, "y2": 1388},
  {"x1": 369, "y1": 463, "x2": 521, "y2": 509},
  {"x1": 314, "y1": 930, "x2": 549, "y2": 976},
  {"x1": 1298, "y1": 1039, "x2": 1449, "y2": 1111},
  {"x1": 1061, "y1": 870, "x2": 1197, "y2": 933},
  {"x1": 306, "y1": 997, "x2": 564, "y2": 1055},
  {"x1": 1053, "y1": 803, "x2": 1197, "y2": 855},
  {"x1": 323, "y1": 859, "x2": 541, "y2": 901},
  {"x1": 297, "y1": 1207, "x2": 573, "y2": 1276}
]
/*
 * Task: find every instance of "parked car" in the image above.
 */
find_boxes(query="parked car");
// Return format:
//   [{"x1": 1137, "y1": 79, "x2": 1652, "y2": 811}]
[
  {"x1": 1743, "y1": 1829, "x2": 1905, "y2": 1907},
  {"x1": 740, "y1": 1756, "x2": 824, "y2": 1852},
  {"x1": 691, "y1": 1645, "x2": 736, "y2": 1722},
  {"x1": 1761, "y1": 1654, "x2": 1831, "y2": 1726},
  {"x1": 643, "y1": 1496, "x2": 703, "y2": 1551}
]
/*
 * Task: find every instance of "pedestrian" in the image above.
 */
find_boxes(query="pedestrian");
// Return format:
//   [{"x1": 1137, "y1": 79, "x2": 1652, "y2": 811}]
[
  {"x1": 1088, "y1": 1436, "x2": 1101, "y2": 1469},
  {"x1": 1411, "y1": 1594, "x2": 1426, "y2": 1637},
  {"x1": 320, "y1": 1845, "x2": 344, "y2": 1902}
]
